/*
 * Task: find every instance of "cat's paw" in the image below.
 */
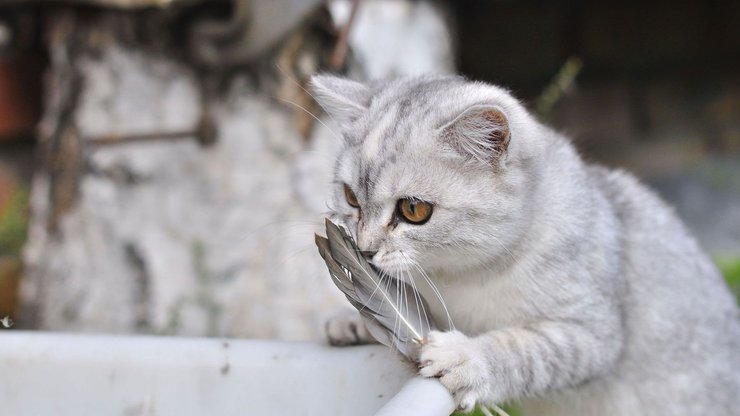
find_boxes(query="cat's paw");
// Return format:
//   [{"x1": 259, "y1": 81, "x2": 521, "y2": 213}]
[
  {"x1": 325, "y1": 308, "x2": 377, "y2": 346},
  {"x1": 419, "y1": 330, "x2": 490, "y2": 412}
]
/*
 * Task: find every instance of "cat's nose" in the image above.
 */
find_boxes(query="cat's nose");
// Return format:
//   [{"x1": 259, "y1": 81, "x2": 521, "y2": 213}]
[{"x1": 360, "y1": 250, "x2": 378, "y2": 260}]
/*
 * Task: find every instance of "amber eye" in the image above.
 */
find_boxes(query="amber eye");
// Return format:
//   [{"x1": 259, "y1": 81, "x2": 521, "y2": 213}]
[
  {"x1": 344, "y1": 184, "x2": 360, "y2": 208},
  {"x1": 397, "y1": 198, "x2": 433, "y2": 224}
]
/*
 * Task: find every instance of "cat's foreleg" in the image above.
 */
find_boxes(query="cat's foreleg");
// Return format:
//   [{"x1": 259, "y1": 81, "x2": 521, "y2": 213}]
[
  {"x1": 325, "y1": 307, "x2": 380, "y2": 346},
  {"x1": 419, "y1": 319, "x2": 622, "y2": 411}
]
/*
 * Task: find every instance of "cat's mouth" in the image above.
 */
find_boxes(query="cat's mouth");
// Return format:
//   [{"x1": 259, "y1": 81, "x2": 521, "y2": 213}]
[
  {"x1": 371, "y1": 261, "x2": 413, "y2": 284},
  {"x1": 370, "y1": 249, "x2": 417, "y2": 275},
  {"x1": 376, "y1": 269, "x2": 412, "y2": 285}
]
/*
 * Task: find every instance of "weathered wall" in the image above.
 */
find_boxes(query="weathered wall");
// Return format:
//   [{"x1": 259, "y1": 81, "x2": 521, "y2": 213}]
[{"x1": 21, "y1": 1, "x2": 455, "y2": 339}]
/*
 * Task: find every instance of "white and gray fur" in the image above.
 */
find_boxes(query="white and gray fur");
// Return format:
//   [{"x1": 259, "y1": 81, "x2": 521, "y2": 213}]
[{"x1": 312, "y1": 74, "x2": 740, "y2": 415}]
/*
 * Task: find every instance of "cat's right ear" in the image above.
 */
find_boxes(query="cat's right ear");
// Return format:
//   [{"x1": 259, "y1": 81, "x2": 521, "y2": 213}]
[
  {"x1": 439, "y1": 105, "x2": 511, "y2": 165},
  {"x1": 310, "y1": 74, "x2": 371, "y2": 124}
]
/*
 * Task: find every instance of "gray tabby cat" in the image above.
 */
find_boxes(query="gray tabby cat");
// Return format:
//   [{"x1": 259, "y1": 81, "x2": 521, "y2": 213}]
[{"x1": 312, "y1": 74, "x2": 740, "y2": 415}]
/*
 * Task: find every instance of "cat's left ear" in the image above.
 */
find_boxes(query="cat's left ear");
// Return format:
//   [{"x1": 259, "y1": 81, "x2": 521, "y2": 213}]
[
  {"x1": 439, "y1": 105, "x2": 511, "y2": 164},
  {"x1": 310, "y1": 74, "x2": 371, "y2": 124}
]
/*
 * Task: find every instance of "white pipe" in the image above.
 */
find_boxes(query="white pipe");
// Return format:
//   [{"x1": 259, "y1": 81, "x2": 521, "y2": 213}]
[{"x1": 374, "y1": 377, "x2": 455, "y2": 416}]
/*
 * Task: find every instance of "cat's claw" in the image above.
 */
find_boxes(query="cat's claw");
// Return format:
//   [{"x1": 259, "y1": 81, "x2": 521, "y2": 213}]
[
  {"x1": 419, "y1": 330, "x2": 490, "y2": 412},
  {"x1": 325, "y1": 308, "x2": 377, "y2": 346}
]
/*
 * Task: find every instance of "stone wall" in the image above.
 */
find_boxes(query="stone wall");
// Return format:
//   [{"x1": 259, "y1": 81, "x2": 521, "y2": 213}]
[{"x1": 19, "y1": 1, "x2": 455, "y2": 339}]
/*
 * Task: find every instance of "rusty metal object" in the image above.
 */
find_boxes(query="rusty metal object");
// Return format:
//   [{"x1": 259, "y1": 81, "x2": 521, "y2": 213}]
[
  {"x1": 47, "y1": 123, "x2": 83, "y2": 233},
  {"x1": 0, "y1": 12, "x2": 43, "y2": 142},
  {"x1": 276, "y1": 0, "x2": 360, "y2": 140},
  {"x1": 1, "y1": 0, "x2": 330, "y2": 70},
  {"x1": 0, "y1": 256, "x2": 21, "y2": 319},
  {"x1": 329, "y1": 0, "x2": 360, "y2": 71},
  {"x1": 189, "y1": 0, "x2": 324, "y2": 67},
  {"x1": 275, "y1": 29, "x2": 327, "y2": 140},
  {"x1": 0, "y1": 56, "x2": 43, "y2": 141},
  {"x1": 38, "y1": 13, "x2": 85, "y2": 234},
  {"x1": 88, "y1": 111, "x2": 218, "y2": 147},
  {"x1": 0, "y1": 0, "x2": 201, "y2": 9}
]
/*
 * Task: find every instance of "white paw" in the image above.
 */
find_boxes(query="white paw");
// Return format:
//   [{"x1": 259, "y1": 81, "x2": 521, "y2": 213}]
[
  {"x1": 325, "y1": 308, "x2": 377, "y2": 346},
  {"x1": 419, "y1": 330, "x2": 490, "y2": 412}
]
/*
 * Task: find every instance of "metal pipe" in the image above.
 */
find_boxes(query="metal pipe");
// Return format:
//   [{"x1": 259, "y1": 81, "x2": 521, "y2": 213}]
[{"x1": 0, "y1": 0, "x2": 200, "y2": 9}]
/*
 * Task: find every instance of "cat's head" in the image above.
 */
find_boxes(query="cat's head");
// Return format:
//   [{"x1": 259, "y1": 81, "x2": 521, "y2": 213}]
[{"x1": 312, "y1": 75, "x2": 544, "y2": 277}]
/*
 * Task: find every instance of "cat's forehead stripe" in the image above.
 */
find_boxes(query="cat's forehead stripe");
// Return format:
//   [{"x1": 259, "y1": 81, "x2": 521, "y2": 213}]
[{"x1": 363, "y1": 106, "x2": 398, "y2": 160}]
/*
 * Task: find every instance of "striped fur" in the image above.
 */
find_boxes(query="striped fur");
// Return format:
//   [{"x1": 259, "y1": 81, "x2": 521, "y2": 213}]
[{"x1": 312, "y1": 75, "x2": 740, "y2": 415}]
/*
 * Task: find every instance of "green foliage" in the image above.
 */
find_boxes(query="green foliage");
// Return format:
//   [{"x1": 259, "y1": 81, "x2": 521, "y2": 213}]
[
  {"x1": 453, "y1": 405, "x2": 521, "y2": 416},
  {"x1": 717, "y1": 257, "x2": 740, "y2": 300},
  {"x1": 0, "y1": 186, "x2": 29, "y2": 256}
]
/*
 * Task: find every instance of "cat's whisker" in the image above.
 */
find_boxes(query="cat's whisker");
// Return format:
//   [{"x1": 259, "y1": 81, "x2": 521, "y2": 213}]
[
  {"x1": 278, "y1": 97, "x2": 342, "y2": 142},
  {"x1": 396, "y1": 270, "x2": 405, "y2": 338},
  {"x1": 403, "y1": 252, "x2": 455, "y2": 331},
  {"x1": 457, "y1": 244, "x2": 514, "y2": 276},
  {"x1": 274, "y1": 245, "x2": 321, "y2": 267},
  {"x1": 398, "y1": 270, "x2": 405, "y2": 338},
  {"x1": 401, "y1": 257, "x2": 429, "y2": 333},
  {"x1": 404, "y1": 265, "x2": 430, "y2": 335},
  {"x1": 488, "y1": 234, "x2": 517, "y2": 264},
  {"x1": 274, "y1": 63, "x2": 343, "y2": 132},
  {"x1": 444, "y1": 238, "x2": 517, "y2": 276},
  {"x1": 389, "y1": 269, "x2": 400, "y2": 337},
  {"x1": 359, "y1": 268, "x2": 386, "y2": 314},
  {"x1": 399, "y1": 271, "x2": 409, "y2": 339},
  {"x1": 480, "y1": 404, "x2": 511, "y2": 416},
  {"x1": 235, "y1": 219, "x2": 324, "y2": 242}
]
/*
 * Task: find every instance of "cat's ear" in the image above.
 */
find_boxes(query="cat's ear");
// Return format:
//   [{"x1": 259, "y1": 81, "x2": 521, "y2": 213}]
[
  {"x1": 439, "y1": 105, "x2": 511, "y2": 164},
  {"x1": 310, "y1": 74, "x2": 371, "y2": 124}
]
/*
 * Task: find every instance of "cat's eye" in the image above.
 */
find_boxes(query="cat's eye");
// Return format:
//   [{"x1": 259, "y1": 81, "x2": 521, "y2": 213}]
[
  {"x1": 344, "y1": 184, "x2": 360, "y2": 208},
  {"x1": 397, "y1": 198, "x2": 433, "y2": 224}
]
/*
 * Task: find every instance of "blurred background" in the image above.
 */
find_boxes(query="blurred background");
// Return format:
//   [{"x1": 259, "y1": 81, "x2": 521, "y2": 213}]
[{"x1": 0, "y1": 0, "x2": 738, "y2": 339}]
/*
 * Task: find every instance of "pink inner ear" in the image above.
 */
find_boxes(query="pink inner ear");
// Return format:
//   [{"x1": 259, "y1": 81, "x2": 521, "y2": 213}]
[
  {"x1": 441, "y1": 106, "x2": 512, "y2": 163},
  {"x1": 482, "y1": 110, "x2": 511, "y2": 153}
]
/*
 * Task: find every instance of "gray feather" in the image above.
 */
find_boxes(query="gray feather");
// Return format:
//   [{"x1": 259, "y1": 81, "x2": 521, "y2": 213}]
[
  {"x1": 316, "y1": 233, "x2": 393, "y2": 346},
  {"x1": 316, "y1": 219, "x2": 440, "y2": 361}
]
